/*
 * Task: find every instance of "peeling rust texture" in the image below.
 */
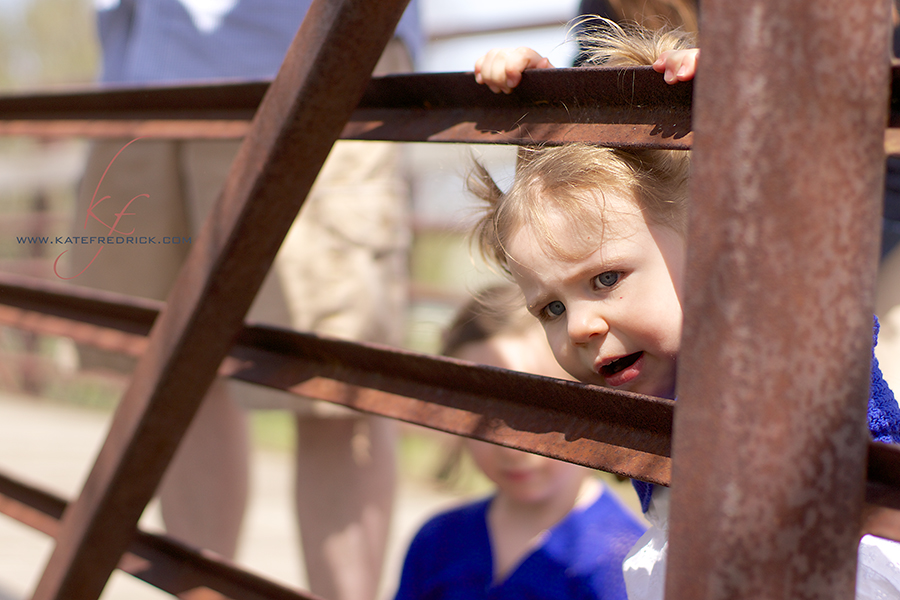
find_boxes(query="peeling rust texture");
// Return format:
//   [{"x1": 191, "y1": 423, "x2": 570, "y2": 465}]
[{"x1": 666, "y1": 1, "x2": 892, "y2": 599}]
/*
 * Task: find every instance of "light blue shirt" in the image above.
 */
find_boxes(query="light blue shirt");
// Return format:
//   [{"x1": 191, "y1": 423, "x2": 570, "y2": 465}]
[{"x1": 95, "y1": 0, "x2": 422, "y2": 84}]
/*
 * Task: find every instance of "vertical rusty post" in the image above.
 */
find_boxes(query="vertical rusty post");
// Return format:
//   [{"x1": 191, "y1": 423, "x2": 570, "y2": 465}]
[
  {"x1": 28, "y1": 0, "x2": 410, "y2": 599},
  {"x1": 667, "y1": 1, "x2": 892, "y2": 599}
]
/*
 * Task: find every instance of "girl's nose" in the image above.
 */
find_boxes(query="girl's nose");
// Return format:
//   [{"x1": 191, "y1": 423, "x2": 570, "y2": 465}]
[
  {"x1": 494, "y1": 445, "x2": 541, "y2": 467},
  {"x1": 567, "y1": 303, "x2": 608, "y2": 344}
]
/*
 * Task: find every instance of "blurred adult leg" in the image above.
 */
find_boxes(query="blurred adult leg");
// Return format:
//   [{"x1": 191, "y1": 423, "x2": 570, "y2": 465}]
[
  {"x1": 278, "y1": 40, "x2": 411, "y2": 600},
  {"x1": 159, "y1": 379, "x2": 250, "y2": 558},
  {"x1": 69, "y1": 138, "x2": 251, "y2": 558},
  {"x1": 294, "y1": 415, "x2": 397, "y2": 600},
  {"x1": 155, "y1": 139, "x2": 251, "y2": 558},
  {"x1": 279, "y1": 132, "x2": 409, "y2": 598}
]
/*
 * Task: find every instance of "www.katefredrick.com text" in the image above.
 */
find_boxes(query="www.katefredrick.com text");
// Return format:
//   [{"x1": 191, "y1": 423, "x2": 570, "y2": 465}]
[{"x1": 17, "y1": 235, "x2": 191, "y2": 245}]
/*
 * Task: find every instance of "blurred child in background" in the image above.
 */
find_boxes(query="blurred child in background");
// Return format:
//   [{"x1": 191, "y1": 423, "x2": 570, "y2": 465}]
[{"x1": 393, "y1": 284, "x2": 646, "y2": 600}]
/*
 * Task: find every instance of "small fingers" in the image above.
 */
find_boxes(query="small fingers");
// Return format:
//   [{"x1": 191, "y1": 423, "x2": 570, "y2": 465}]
[
  {"x1": 474, "y1": 47, "x2": 552, "y2": 94},
  {"x1": 652, "y1": 48, "x2": 700, "y2": 84},
  {"x1": 674, "y1": 49, "x2": 698, "y2": 82},
  {"x1": 475, "y1": 48, "x2": 521, "y2": 94}
]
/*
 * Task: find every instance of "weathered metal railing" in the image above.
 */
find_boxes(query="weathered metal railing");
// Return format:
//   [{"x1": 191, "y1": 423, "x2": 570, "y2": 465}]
[
  {"x1": 0, "y1": 0, "x2": 898, "y2": 598},
  {"x1": 0, "y1": 66, "x2": 692, "y2": 146}
]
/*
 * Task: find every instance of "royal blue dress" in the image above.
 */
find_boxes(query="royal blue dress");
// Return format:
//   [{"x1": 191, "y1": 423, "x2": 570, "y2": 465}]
[{"x1": 394, "y1": 488, "x2": 646, "y2": 600}]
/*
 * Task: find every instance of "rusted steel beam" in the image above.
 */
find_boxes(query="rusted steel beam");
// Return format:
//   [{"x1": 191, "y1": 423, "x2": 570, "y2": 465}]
[
  {"x1": 29, "y1": 0, "x2": 413, "y2": 598},
  {"x1": 0, "y1": 272, "x2": 158, "y2": 335},
  {"x1": 123, "y1": 532, "x2": 325, "y2": 600},
  {"x1": 0, "y1": 471, "x2": 321, "y2": 600},
  {"x1": 0, "y1": 81, "x2": 266, "y2": 120},
  {"x1": 0, "y1": 470, "x2": 62, "y2": 538},
  {"x1": 4, "y1": 292, "x2": 900, "y2": 553},
  {"x1": 0, "y1": 67, "x2": 692, "y2": 147},
  {"x1": 17, "y1": 63, "x2": 900, "y2": 131},
  {"x1": 348, "y1": 67, "x2": 692, "y2": 147},
  {"x1": 667, "y1": 1, "x2": 892, "y2": 599},
  {"x1": 5, "y1": 272, "x2": 900, "y2": 506},
  {"x1": 227, "y1": 325, "x2": 673, "y2": 482},
  {"x1": 0, "y1": 272, "x2": 672, "y2": 484},
  {"x1": 5, "y1": 64, "x2": 900, "y2": 144},
  {"x1": 0, "y1": 80, "x2": 262, "y2": 138},
  {"x1": 0, "y1": 120, "x2": 252, "y2": 139},
  {"x1": 7, "y1": 62, "x2": 900, "y2": 144}
]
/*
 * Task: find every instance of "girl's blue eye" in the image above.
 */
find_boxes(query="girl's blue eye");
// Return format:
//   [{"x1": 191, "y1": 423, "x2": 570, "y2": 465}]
[
  {"x1": 543, "y1": 301, "x2": 566, "y2": 318},
  {"x1": 594, "y1": 271, "x2": 619, "y2": 288}
]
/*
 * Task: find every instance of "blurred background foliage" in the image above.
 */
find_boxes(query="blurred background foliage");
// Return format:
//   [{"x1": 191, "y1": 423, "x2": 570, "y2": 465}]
[{"x1": 0, "y1": 0, "x2": 98, "y2": 89}]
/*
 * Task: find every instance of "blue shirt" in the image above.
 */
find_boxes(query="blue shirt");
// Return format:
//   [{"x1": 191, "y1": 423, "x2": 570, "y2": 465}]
[
  {"x1": 633, "y1": 316, "x2": 900, "y2": 513},
  {"x1": 95, "y1": 0, "x2": 422, "y2": 84},
  {"x1": 394, "y1": 488, "x2": 646, "y2": 600}
]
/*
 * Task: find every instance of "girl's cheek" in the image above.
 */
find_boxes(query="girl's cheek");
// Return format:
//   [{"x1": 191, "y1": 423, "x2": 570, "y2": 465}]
[{"x1": 548, "y1": 338, "x2": 571, "y2": 370}]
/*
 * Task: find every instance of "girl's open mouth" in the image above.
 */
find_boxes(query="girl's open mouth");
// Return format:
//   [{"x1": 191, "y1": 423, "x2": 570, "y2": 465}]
[{"x1": 600, "y1": 352, "x2": 643, "y2": 377}]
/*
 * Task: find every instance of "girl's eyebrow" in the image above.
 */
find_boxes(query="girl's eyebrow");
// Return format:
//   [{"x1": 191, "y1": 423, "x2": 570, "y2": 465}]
[
  {"x1": 524, "y1": 253, "x2": 616, "y2": 312},
  {"x1": 571, "y1": 253, "x2": 618, "y2": 281},
  {"x1": 524, "y1": 293, "x2": 547, "y2": 314},
  {"x1": 521, "y1": 282, "x2": 552, "y2": 315}
]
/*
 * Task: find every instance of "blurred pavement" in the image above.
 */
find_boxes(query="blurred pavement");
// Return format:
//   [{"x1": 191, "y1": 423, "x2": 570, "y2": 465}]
[{"x1": 0, "y1": 391, "x2": 468, "y2": 600}]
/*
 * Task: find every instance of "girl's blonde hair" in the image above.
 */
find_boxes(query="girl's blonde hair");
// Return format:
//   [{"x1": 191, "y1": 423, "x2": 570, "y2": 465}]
[
  {"x1": 470, "y1": 19, "x2": 693, "y2": 273},
  {"x1": 576, "y1": 16, "x2": 696, "y2": 67},
  {"x1": 599, "y1": 0, "x2": 699, "y2": 36}
]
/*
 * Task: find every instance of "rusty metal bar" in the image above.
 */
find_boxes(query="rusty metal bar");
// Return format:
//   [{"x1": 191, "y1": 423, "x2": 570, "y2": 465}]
[
  {"x1": 0, "y1": 67, "x2": 692, "y2": 147},
  {"x1": 6, "y1": 62, "x2": 900, "y2": 144},
  {"x1": 0, "y1": 81, "x2": 266, "y2": 120},
  {"x1": 29, "y1": 0, "x2": 412, "y2": 598},
  {"x1": 0, "y1": 121, "x2": 252, "y2": 139},
  {"x1": 5, "y1": 271, "x2": 900, "y2": 510},
  {"x1": 667, "y1": 1, "x2": 892, "y2": 599},
  {"x1": 0, "y1": 273, "x2": 158, "y2": 335},
  {"x1": 347, "y1": 67, "x2": 691, "y2": 147},
  {"x1": 0, "y1": 272, "x2": 672, "y2": 484},
  {"x1": 0, "y1": 470, "x2": 321, "y2": 600},
  {"x1": 3, "y1": 284, "x2": 900, "y2": 553},
  {"x1": 226, "y1": 325, "x2": 673, "y2": 481}
]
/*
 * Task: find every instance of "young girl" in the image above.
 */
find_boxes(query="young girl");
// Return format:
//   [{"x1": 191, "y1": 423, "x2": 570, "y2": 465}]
[
  {"x1": 470, "y1": 19, "x2": 900, "y2": 600},
  {"x1": 393, "y1": 284, "x2": 647, "y2": 600}
]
